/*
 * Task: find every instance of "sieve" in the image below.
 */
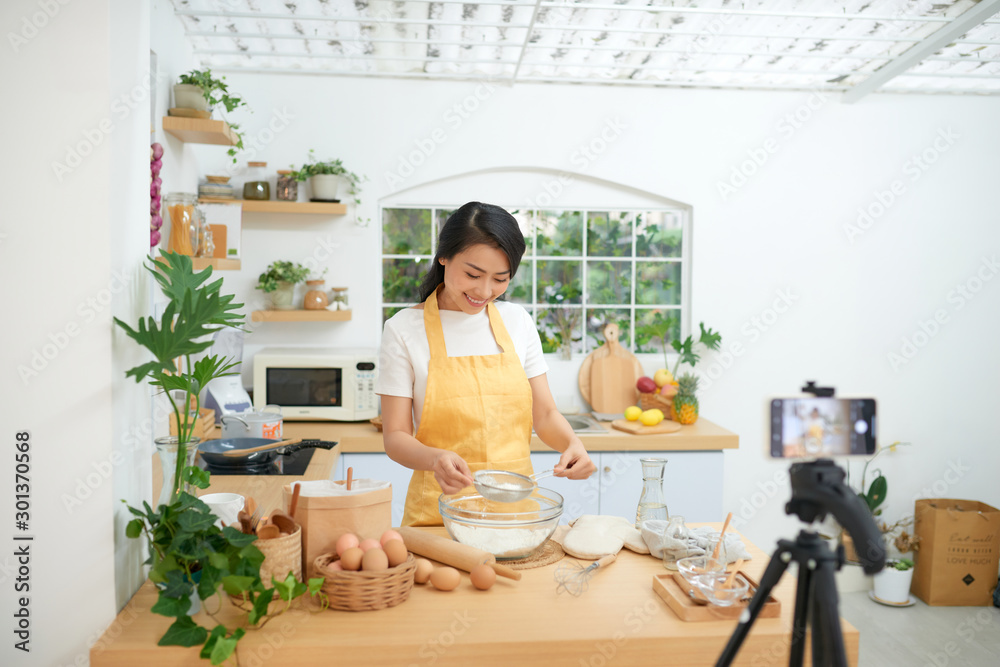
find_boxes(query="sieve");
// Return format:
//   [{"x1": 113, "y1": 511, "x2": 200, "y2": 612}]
[{"x1": 474, "y1": 469, "x2": 555, "y2": 503}]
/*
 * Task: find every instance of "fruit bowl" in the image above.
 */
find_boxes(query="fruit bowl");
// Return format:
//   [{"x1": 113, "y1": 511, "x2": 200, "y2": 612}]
[{"x1": 439, "y1": 487, "x2": 563, "y2": 560}]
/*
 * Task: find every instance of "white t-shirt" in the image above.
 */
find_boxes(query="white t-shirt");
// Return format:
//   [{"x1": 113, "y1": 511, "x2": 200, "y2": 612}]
[{"x1": 375, "y1": 300, "x2": 548, "y2": 431}]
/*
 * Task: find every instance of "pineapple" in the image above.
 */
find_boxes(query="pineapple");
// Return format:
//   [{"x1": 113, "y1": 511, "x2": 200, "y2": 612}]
[{"x1": 673, "y1": 373, "x2": 700, "y2": 425}]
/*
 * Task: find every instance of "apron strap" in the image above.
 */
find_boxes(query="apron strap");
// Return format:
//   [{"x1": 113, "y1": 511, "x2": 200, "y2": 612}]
[{"x1": 423, "y1": 288, "x2": 448, "y2": 359}]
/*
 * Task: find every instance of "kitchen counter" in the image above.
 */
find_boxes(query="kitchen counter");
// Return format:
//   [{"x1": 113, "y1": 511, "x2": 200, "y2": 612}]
[{"x1": 90, "y1": 525, "x2": 858, "y2": 666}]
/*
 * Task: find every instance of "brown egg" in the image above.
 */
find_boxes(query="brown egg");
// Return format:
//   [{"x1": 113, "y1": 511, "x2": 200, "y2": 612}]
[
  {"x1": 362, "y1": 547, "x2": 389, "y2": 572},
  {"x1": 413, "y1": 558, "x2": 434, "y2": 584},
  {"x1": 469, "y1": 564, "x2": 496, "y2": 591},
  {"x1": 336, "y1": 533, "x2": 360, "y2": 556},
  {"x1": 383, "y1": 539, "x2": 408, "y2": 567},
  {"x1": 380, "y1": 529, "x2": 404, "y2": 547},
  {"x1": 359, "y1": 538, "x2": 381, "y2": 552},
  {"x1": 340, "y1": 547, "x2": 364, "y2": 571},
  {"x1": 430, "y1": 566, "x2": 461, "y2": 591}
]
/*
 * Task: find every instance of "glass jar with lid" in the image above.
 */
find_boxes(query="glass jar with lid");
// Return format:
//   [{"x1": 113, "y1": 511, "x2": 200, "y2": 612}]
[
  {"x1": 242, "y1": 161, "x2": 270, "y2": 200},
  {"x1": 163, "y1": 192, "x2": 203, "y2": 256},
  {"x1": 275, "y1": 169, "x2": 298, "y2": 201},
  {"x1": 330, "y1": 287, "x2": 349, "y2": 311}
]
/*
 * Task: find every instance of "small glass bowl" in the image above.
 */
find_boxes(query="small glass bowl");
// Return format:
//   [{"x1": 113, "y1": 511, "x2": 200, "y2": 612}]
[
  {"x1": 677, "y1": 555, "x2": 726, "y2": 587},
  {"x1": 695, "y1": 572, "x2": 750, "y2": 607}
]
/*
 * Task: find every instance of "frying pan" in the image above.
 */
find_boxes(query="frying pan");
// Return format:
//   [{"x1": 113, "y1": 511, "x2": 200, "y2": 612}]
[{"x1": 198, "y1": 437, "x2": 337, "y2": 468}]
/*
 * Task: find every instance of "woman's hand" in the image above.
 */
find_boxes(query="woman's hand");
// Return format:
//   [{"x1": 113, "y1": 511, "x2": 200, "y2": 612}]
[
  {"x1": 554, "y1": 439, "x2": 596, "y2": 480},
  {"x1": 432, "y1": 450, "x2": 475, "y2": 494}
]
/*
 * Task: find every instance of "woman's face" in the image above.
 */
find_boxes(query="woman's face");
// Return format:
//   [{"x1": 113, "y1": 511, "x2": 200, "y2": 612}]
[{"x1": 437, "y1": 243, "x2": 511, "y2": 313}]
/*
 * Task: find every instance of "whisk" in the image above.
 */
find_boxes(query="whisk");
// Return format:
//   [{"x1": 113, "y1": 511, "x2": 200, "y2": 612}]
[{"x1": 554, "y1": 554, "x2": 617, "y2": 596}]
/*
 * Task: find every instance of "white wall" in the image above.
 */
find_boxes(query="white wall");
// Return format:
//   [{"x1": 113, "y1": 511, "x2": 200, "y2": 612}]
[{"x1": 196, "y1": 71, "x2": 1000, "y2": 553}]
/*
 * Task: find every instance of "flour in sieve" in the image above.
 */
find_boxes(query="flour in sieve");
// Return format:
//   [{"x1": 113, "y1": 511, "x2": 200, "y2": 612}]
[{"x1": 448, "y1": 523, "x2": 551, "y2": 557}]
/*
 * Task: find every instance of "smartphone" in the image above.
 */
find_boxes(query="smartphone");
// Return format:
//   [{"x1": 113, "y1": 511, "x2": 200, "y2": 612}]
[{"x1": 770, "y1": 397, "x2": 876, "y2": 458}]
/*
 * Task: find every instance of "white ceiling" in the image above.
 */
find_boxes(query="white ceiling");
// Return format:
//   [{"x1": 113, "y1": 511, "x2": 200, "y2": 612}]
[{"x1": 170, "y1": 0, "x2": 1000, "y2": 100}]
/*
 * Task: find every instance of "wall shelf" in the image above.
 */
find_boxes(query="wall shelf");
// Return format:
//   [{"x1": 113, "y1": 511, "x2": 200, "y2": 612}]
[
  {"x1": 197, "y1": 199, "x2": 348, "y2": 216},
  {"x1": 162, "y1": 116, "x2": 238, "y2": 146},
  {"x1": 251, "y1": 309, "x2": 352, "y2": 322},
  {"x1": 155, "y1": 255, "x2": 241, "y2": 271}
]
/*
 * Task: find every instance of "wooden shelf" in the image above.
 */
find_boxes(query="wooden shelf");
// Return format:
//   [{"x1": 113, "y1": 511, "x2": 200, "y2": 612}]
[
  {"x1": 242, "y1": 200, "x2": 348, "y2": 215},
  {"x1": 251, "y1": 309, "x2": 352, "y2": 322},
  {"x1": 162, "y1": 116, "x2": 238, "y2": 146},
  {"x1": 155, "y1": 255, "x2": 241, "y2": 271}
]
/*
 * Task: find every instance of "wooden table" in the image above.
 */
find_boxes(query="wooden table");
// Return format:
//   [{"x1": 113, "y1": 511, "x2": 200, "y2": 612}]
[{"x1": 90, "y1": 525, "x2": 858, "y2": 666}]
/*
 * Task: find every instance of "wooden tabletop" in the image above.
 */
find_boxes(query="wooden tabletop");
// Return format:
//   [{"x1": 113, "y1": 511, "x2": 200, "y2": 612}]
[{"x1": 90, "y1": 526, "x2": 857, "y2": 666}]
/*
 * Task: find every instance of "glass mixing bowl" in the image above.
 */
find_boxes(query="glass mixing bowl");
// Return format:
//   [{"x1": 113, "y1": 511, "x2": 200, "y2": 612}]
[{"x1": 438, "y1": 487, "x2": 563, "y2": 560}]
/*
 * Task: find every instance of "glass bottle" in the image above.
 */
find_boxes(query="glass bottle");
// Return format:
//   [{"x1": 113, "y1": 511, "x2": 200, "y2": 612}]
[
  {"x1": 154, "y1": 436, "x2": 200, "y2": 509},
  {"x1": 163, "y1": 192, "x2": 201, "y2": 256},
  {"x1": 661, "y1": 515, "x2": 688, "y2": 570},
  {"x1": 635, "y1": 457, "x2": 669, "y2": 528},
  {"x1": 199, "y1": 228, "x2": 215, "y2": 258},
  {"x1": 330, "y1": 286, "x2": 349, "y2": 311},
  {"x1": 242, "y1": 161, "x2": 270, "y2": 200},
  {"x1": 275, "y1": 169, "x2": 298, "y2": 201}
]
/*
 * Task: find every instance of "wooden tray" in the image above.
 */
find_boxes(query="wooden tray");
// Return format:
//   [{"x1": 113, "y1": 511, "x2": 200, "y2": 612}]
[
  {"x1": 652, "y1": 572, "x2": 780, "y2": 622},
  {"x1": 611, "y1": 419, "x2": 682, "y2": 435}
]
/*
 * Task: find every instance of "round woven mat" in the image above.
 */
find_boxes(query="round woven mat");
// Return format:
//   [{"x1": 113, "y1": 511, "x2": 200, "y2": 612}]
[{"x1": 503, "y1": 540, "x2": 565, "y2": 570}]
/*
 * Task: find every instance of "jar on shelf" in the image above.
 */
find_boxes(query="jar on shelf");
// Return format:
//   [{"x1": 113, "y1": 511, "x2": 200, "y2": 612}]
[
  {"x1": 275, "y1": 169, "x2": 298, "y2": 201},
  {"x1": 242, "y1": 161, "x2": 270, "y2": 200},
  {"x1": 329, "y1": 286, "x2": 349, "y2": 311},
  {"x1": 163, "y1": 192, "x2": 203, "y2": 256},
  {"x1": 303, "y1": 279, "x2": 328, "y2": 310}
]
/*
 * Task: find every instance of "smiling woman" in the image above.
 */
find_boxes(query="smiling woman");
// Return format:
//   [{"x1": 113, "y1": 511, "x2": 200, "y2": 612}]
[{"x1": 376, "y1": 202, "x2": 597, "y2": 527}]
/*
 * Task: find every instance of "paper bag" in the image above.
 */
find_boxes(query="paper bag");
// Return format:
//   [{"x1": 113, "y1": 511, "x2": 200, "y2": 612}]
[
  {"x1": 912, "y1": 498, "x2": 1000, "y2": 606},
  {"x1": 283, "y1": 480, "x2": 391, "y2": 578}
]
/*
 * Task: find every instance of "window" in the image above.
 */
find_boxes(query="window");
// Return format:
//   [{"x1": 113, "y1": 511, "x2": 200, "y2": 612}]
[{"x1": 381, "y1": 206, "x2": 689, "y2": 354}]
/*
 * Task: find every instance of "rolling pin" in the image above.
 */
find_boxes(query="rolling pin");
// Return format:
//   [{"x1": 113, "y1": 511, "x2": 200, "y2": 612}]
[{"x1": 397, "y1": 527, "x2": 522, "y2": 581}]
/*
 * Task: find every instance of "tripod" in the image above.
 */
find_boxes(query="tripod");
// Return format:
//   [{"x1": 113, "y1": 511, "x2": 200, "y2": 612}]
[{"x1": 715, "y1": 459, "x2": 885, "y2": 667}]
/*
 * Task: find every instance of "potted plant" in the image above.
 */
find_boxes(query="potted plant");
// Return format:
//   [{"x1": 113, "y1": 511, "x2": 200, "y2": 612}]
[
  {"x1": 115, "y1": 251, "x2": 326, "y2": 662},
  {"x1": 173, "y1": 68, "x2": 248, "y2": 162},
  {"x1": 256, "y1": 260, "x2": 310, "y2": 310},
  {"x1": 843, "y1": 441, "x2": 913, "y2": 562},
  {"x1": 290, "y1": 150, "x2": 366, "y2": 203},
  {"x1": 872, "y1": 558, "x2": 915, "y2": 604},
  {"x1": 635, "y1": 319, "x2": 721, "y2": 423}
]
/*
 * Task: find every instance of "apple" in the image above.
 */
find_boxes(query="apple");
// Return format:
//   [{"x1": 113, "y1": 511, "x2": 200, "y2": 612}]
[
  {"x1": 636, "y1": 376, "x2": 657, "y2": 393},
  {"x1": 653, "y1": 368, "x2": 674, "y2": 387}
]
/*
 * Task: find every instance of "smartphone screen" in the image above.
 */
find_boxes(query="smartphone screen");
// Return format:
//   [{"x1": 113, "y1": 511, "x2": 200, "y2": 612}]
[{"x1": 770, "y1": 398, "x2": 876, "y2": 458}]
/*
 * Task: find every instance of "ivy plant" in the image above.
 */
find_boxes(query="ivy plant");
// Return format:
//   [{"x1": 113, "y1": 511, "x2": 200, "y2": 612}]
[{"x1": 177, "y1": 68, "x2": 249, "y2": 162}]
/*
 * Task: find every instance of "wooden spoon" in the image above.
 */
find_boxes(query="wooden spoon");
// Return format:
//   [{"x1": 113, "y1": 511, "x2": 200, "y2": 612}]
[
  {"x1": 269, "y1": 509, "x2": 297, "y2": 534},
  {"x1": 346, "y1": 466, "x2": 353, "y2": 491},
  {"x1": 257, "y1": 524, "x2": 280, "y2": 540},
  {"x1": 725, "y1": 558, "x2": 746, "y2": 589},
  {"x1": 237, "y1": 510, "x2": 252, "y2": 535},
  {"x1": 710, "y1": 512, "x2": 734, "y2": 562},
  {"x1": 288, "y1": 482, "x2": 302, "y2": 520},
  {"x1": 221, "y1": 438, "x2": 303, "y2": 458}
]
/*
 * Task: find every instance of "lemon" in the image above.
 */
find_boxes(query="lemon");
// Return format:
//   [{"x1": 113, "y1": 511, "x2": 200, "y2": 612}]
[
  {"x1": 639, "y1": 409, "x2": 664, "y2": 427},
  {"x1": 624, "y1": 406, "x2": 642, "y2": 421}
]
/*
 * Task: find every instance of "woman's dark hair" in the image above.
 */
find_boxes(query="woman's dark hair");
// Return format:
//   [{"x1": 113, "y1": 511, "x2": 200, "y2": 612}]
[{"x1": 418, "y1": 202, "x2": 526, "y2": 302}]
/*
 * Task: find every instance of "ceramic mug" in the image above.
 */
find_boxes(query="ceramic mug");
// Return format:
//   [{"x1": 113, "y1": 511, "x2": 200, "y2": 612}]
[{"x1": 200, "y1": 493, "x2": 245, "y2": 527}]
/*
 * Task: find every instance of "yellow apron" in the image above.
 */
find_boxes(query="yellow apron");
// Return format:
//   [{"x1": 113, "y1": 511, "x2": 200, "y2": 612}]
[{"x1": 401, "y1": 288, "x2": 535, "y2": 527}]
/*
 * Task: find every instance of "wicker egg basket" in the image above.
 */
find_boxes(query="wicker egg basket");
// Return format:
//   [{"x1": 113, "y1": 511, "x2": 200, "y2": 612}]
[
  {"x1": 230, "y1": 526, "x2": 303, "y2": 614},
  {"x1": 313, "y1": 552, "x2": 417, "y2": 611}
]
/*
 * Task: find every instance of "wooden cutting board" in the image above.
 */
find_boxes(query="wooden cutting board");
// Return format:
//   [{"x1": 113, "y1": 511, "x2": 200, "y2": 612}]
[
  {"x1": 578, "y1": 323, "x2": 643, "y2": 414},
  {"x1": 611, "y1": 419, "x2": 682, "y2": 435}
]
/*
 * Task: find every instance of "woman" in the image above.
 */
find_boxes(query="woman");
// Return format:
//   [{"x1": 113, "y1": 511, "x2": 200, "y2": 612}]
[{"x1": 376, "y1": 202, "x2": 596, "y2": 526}]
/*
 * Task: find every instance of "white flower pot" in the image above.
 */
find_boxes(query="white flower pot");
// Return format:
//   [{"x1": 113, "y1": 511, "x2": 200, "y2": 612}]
[
  {"x1": 173, "y1": 84, "x2": 209, "y2": 111},
  {"x1": 268, "y1": 281, "x2": 297, "y2": 310},
  {"x1": 309, "y1": 174, "x2": 341, "y2": 201},
  {"x1": 872, "y1": 565, "x2": 913, "y2": 604}
]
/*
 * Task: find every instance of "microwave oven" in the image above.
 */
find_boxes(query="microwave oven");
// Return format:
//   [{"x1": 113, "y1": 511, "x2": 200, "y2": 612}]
[{"x1": 252, "y1": 347, "x2": 378, "y2": 421}]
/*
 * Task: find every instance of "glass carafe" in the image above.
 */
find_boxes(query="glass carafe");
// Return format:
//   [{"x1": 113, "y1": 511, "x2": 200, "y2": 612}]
[
  {"x1": 635, "y1": 457, "x2": 669, "y2": 528},
  {"x1": 661, "y1": 514, "x2": 689, "y2": 570}
]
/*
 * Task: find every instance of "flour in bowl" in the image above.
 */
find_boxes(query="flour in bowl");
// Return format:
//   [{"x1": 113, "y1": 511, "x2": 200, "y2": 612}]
[{"x1": 448, "y1": 523, "x2": 552, "y2": 558}]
